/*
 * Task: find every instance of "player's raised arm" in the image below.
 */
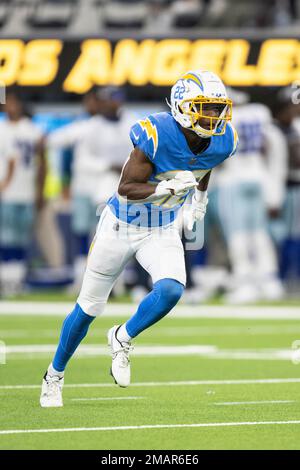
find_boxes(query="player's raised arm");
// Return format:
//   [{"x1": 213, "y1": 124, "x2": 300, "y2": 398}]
[
  {"x1": 118, "y1": 148, "x2": 197, "y2": 201},
  {"x1": 35, "y1": 136, "x2": 47, "y2": 210},
  {"x1": 46, "y1": 120, "x2": 87, "y2": 150}
]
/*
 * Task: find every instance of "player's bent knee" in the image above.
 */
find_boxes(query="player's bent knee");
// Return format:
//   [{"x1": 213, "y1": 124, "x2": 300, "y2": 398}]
[
  {"x1": 155, "y1": 278, "x2": 184, "y2": 308},
  {"x1": 77, "y1": 298, "x2": 106, "y2": 317}
]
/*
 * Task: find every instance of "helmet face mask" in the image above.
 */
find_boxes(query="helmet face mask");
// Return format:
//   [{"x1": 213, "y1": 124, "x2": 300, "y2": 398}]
[
  {"x1": 180, "y1": 96, "x2": 232, "y2": 137},
  {"x1": 169, "y1": 70, "x2": 233, "y2": 138}
]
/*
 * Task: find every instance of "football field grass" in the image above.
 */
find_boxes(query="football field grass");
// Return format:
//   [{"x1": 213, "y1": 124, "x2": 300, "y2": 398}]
[{"x1": 1, "y1": 302, "x2": 300, "y2": 450}]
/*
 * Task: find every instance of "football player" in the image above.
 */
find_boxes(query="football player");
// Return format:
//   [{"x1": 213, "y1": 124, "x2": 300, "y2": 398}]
[
  {"x1": 0, "y1": 92, "x2": 46, "y2": 295},
  {"x1": 273, "y1": 87, "x2": 300, "y2": 281},
  {"x1": 40, "y1": 70, "x2": 238, "y2": 407},
  {"x1": 209, "y1": 94, "x2": 287, "y2": 303}
]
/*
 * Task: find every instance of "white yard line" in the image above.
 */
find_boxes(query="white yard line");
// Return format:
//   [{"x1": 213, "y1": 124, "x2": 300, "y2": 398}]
[
  {"x1": 1, "y1": 420, "x2": 300, "y2": 435},
  {"x1": 3, "y1": 344, "x2": 299, "y2": 361},
  {"x1": 154, "y1": 325, "x2": 300, "y2": 336},
  {"x1": 3, "y1": 344, "x2": 217, "y2": 356},
  {"x1": 0, "y1": 330, "x2": 34, "y2": 338},
  {"x1": 203, "y1": 349, "x2": 297, "y2": 361},
  {"x1": 70, "y1": 397, "x2": 145, "y2": 402},
  {"x1": 1, "y1": 302, "x2": 300, "y2": 319},
  {"x1": 1, "y1": 377, "x2": 300, "y2": 391},
  {"x1": 0, "y1": 301, "x2": 76, "y2": 316},
  {"x1": 215, "y1": 400, "x2": 295, "y2": 406},
  {"x1": 3, "y1": 325, "x2": 300, "y2": 339}
]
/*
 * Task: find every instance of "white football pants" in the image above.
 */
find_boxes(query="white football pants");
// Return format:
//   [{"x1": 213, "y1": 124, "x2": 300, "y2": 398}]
[{"x1": 77, "y1": 207, "x2": 186, "y2": 316}]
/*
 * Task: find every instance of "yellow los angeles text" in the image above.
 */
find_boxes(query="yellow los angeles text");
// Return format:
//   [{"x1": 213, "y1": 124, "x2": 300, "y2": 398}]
[{"x1": 0, "y1": 38, "x2": 299, "y2": 91}]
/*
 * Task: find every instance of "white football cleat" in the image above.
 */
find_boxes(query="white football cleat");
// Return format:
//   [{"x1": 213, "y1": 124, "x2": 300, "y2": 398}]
[
  {"x1": 40, "y1": 372, "x2": 64, "y2": 407},
  {"x1": 224, "y1": 284, "x2": 260, "y2": 305},
  {"x1": 107, "y1": 325, "x2": 133, "y2": 388},
  {"x1": 259, "y1": 278, "x2": 285, "y2": 301}
]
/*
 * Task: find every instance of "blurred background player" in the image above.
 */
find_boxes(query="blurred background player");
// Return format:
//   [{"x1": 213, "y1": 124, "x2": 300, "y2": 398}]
[
  {"x1": 273, "y1": 87, "x2": 300, "y2": 291},
  {"x1": 46, "y1": 87, "x2": 135, "y2": 291},
  {"x1": 0, "y1": 92, "x2": 46, "y2": 295},
  {"x1": 205, "y1": 92, "x2": 287, "y2": 303},
  {"x1": 0, "y1": 127, "x2": 17, "y2": 294}
]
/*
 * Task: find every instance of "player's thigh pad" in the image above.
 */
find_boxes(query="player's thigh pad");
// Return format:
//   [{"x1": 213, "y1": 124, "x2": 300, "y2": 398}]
[
  {"x1": 135, "y1": 225, "x2": 186, "y2": 286},
  {"x1": 77, "y1": 208, "x2": 133, "y2": 316}
]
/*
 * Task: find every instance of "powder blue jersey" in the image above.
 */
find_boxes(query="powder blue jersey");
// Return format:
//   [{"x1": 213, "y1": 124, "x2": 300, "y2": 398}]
[{"x1": 108, "y1": 112, "x2": 238, "y2": 227}]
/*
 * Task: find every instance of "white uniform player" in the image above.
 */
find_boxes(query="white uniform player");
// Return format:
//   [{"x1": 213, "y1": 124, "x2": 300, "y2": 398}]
[
  {"x1": 273, "y1": 87, "x2": 300, "y2": 286},
  {"x1": 210, "y1": 102, "x2": 287, "y2": 303},
  {"x1": 47, "y1": 108, "x2": 135, "y2": 288},
  {"x1": 1, "y1": 117, "x2": 43, "y2": 205},
  {"x1": 0, "y1": 93, "x2": 44, "y2": 294}
]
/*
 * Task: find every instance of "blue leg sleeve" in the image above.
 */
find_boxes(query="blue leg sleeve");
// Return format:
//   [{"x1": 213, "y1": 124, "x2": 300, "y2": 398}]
[
  {"x1": 125, "y1": 278, "x2": 184, "y2": 338},
  {"x1": 52, "y1": 303, "x2": 95, "y2": 372}
]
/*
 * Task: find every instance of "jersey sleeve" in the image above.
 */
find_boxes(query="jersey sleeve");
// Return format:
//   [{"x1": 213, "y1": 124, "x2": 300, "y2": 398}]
[
  {"x1": 228, "y1": 122, "x2": 239, "y2": 157},
  {"x1": 129, "y1": 117, "x2": 159, "y2": 161},
  {"x1": 47, "y1": 120, "x2": 87, "y2": 149}
]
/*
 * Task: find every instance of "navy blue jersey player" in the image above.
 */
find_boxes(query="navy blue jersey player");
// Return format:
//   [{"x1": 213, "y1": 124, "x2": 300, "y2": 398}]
[{"x1": 40, "y1": 70, "x2": 238, "y2": 407}]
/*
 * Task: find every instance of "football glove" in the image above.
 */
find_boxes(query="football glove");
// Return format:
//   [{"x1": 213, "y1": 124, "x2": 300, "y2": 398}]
[
  {"x1": 155, "y1": 171, "x2": 197, "y2": 197},
  {"x1": 186, "y1": 189, "x2": 209, "y2": 230}
]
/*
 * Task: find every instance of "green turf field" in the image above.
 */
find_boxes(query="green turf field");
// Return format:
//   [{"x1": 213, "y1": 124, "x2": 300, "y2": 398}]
[{"x1": 1, "y1": 303, "x2": 300, "y2": 450}]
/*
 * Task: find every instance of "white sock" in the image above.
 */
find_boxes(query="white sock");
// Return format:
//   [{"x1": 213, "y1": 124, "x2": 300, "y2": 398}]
[
  {"x1": 47, "y1": 363, "x2": 64, "y2": 378},
  {"x1": 116, "y1": 324, "x2": 132, "y2": 343}
]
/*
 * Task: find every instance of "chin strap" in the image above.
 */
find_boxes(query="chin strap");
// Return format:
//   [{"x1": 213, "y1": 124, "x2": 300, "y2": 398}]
[{"x1": 165, "y1": 97, "x2": 172, "y2": 109}]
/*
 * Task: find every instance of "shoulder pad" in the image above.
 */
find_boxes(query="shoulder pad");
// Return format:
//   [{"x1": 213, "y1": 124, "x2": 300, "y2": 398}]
[{"x1": 130, "y1": 117, "x2": 158, "y2": 160}]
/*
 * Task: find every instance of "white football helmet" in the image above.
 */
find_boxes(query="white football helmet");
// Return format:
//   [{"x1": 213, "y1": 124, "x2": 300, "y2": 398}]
[{"x1": 169, "y1": 70, "x2": 232, "y2": 138}]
